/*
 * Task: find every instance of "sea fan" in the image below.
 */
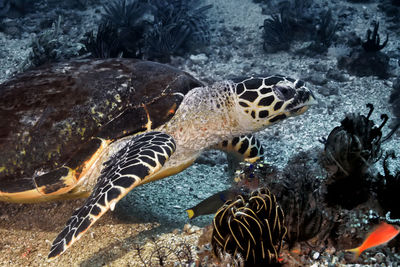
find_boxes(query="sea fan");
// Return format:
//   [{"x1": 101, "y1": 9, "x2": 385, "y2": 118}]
[{"x1": 212, "y1": 188, "x2": 286, "y2": 266}]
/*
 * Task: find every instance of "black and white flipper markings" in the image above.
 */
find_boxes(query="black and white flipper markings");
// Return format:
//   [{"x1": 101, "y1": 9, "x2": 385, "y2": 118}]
[{"x1": 48, "y1": 132, "x2": 176, "y2": 259}]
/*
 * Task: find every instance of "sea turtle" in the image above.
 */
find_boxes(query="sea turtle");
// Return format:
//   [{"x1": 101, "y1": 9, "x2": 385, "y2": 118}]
[{"x1": 0, "y1": 58, "x2": 315, "y2": 259}]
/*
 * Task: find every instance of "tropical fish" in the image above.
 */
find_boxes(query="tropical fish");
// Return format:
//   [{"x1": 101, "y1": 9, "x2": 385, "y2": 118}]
[
  {"x1": 185, "y1": 174, "x2": 261, "y2": 219},
  {"x1": 346, "y1": 222, "x2": 400, "y2": 258},
  {"x1": 185, "y1": 189, "x2": 240, "y2": 219}
]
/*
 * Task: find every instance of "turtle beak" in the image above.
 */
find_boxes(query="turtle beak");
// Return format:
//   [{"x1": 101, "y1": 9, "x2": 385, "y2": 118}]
[{"x1": 286, "y1": 87, "x2": 316, "y2": 115}]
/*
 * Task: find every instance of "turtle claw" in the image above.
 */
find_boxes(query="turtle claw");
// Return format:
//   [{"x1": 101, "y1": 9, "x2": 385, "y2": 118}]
[{"x1": 48, "y1": 132, "x2": 176, "y2": 259}]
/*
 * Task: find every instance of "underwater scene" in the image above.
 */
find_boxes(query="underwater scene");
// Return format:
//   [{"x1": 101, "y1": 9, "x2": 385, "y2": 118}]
[{"x1": 0, "y1": 0, "x2": 400, "y2": 266}]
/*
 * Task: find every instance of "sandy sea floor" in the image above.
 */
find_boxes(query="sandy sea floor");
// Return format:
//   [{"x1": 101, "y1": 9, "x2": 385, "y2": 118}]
[{"x1": 1, "y1": 0, "x2": 400, "y2": 266}]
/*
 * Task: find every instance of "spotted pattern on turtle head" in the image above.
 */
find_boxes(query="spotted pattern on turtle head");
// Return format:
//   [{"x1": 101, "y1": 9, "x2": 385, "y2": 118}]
[{"x1": 234, "y1": 75, "x2": 312, "y2": 129}]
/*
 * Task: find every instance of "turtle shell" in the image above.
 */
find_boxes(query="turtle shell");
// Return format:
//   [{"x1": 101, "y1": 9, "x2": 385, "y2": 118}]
[{"x1": 0, "y1": 58, "x2": 202, "y2": 199}]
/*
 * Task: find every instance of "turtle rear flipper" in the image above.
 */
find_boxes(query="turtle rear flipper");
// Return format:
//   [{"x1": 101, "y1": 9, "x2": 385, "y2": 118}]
[
  {"x1": 48, "y1": 131, "x2": 176, "y2": 259},
  {"x1": 0, "y1": 167, "x2": 79, "y2": 203}
]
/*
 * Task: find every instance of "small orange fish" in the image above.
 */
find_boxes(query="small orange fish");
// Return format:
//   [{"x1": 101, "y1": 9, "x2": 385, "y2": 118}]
[{"x1": 346, "y1": 222, "x2": 400, "y2": 258}]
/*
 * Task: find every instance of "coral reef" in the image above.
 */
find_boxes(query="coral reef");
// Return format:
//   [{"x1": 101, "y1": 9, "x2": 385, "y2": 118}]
[
  {"x1": 83, "y1": 0, "x2": 212, "y2": 61},
  {"x1": 361, "y1": 22, "x2": 389, "y2": 52},
  {"x1": 269, "y1": 151, "x2": 331, "y2": 248},
  {"x1": 211, "y1": 188, "x2": 286, "y2": 266},
  {"x1": 260, "y1": 10, "x2": 293, "y2": 53},
  {"x1": 322, "y1": 104, "x2": 388, "y2": 209},
  {"x1": 135, "y1": 237, "x2": 195, "y2": 266},
  {"x1": 24, "y1": 16, "x2": 83, "y2": 68},
  {"x1": 323, "y1": 103, "x2": 387, "y2": 177},
  {"x1": 82, "y1": 21, "x2": 122, "y2": 58},
  {"x1": 337, "y1": 22, "x2": 391, "y2": 79},
  {"x1": 145, "y1": 0, "x2": 212, "y2": 61},
  {"x1": 260, "y1": 0, "x2": 338, "y2": 55}
]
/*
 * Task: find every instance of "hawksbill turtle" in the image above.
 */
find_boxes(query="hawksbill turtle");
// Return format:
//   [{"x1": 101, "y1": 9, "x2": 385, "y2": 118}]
[{"x1": 0, "y1": 58, "x2": 315, "y2": 259}]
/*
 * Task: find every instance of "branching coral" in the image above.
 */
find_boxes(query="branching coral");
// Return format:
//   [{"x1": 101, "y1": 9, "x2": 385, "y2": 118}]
[
  {"x1": 212, "y1": 188, "x2": 286, "y2": 266},
  {"x1": 337, "y1": 21, "x2": 390, "y2": 79},
  {"x1": 361, "y1": 22, "x2": 389, "y2": 52}
]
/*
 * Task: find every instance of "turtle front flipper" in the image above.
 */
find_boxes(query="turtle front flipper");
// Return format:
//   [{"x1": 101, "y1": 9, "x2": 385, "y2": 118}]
[
  {"x1": 48, "y1": 131, "x2": 176, "y2": 259},
  {"x1": 215, "y1": 135, "x2": 264, "y2": 178},
  {"x1": 217, "y1": 135, "x2": 264, "y2": 163}
]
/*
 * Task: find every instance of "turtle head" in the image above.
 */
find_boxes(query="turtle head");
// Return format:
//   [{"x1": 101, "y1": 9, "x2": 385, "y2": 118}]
[{"x1": 232, "y1": 76, "x2": 315, "y2": 131}]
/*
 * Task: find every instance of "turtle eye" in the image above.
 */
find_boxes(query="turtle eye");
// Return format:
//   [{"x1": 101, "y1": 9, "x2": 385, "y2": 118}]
[{"x1": 274, "y1": 85, "x2": 295, "y2": 101}]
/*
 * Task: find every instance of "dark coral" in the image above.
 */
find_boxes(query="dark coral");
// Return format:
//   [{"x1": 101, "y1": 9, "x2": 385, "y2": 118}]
[
  {"x1": 98, "y1": 0, "x2": 151, "y2": 58},
  {"x1": 361, "y1": 22, "x2": 388, "y2": 52},
  {"x1": 260, "y1": 0, "x2": 315, "y2": 53},
  {"x1": 323, "y1": 104, "x2": 387, "y2": 176},
  {"x1": 337, "y1": 50, "x2": 391, "y2": 79},
  {"x1": 145, "y1": 0, "x2": 212, "y2": 61},
  {"x1": 270, "y1": 151, "x2": 331, "y2": 247},
  {"x1": 337, "y1": 22, "x2": 391, "y2": 79},
  {"x1": 324, "y1": 173, "x2": 372, "y2": 209},
  {"x1": 376, "y1": 152, "x2": 400, "y2": 220},
  {"x1": 85, "y1": 0, "x2": 212, "y2": 61},
  {"x1": 82, "y1": 21, "x2": 122, "y2": 58},
  {"x1": 311, "y1": 10, "x2": 338, "y2": 52},
  {"x1": 261, "y1": 10, "x2": 293, "y2": 53},
  {"x1": 102, "y1": 0, "x2": 149, "y2": 28},
  {"x1": 260, "y1": 1, "x2": 339, "y2": 55},
  {"x1": 212, "y1": 188, "x2": 286, "y2": 266},
  {"x1": 322, "y1": 104, "x2": 388, "y2": 209}
]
